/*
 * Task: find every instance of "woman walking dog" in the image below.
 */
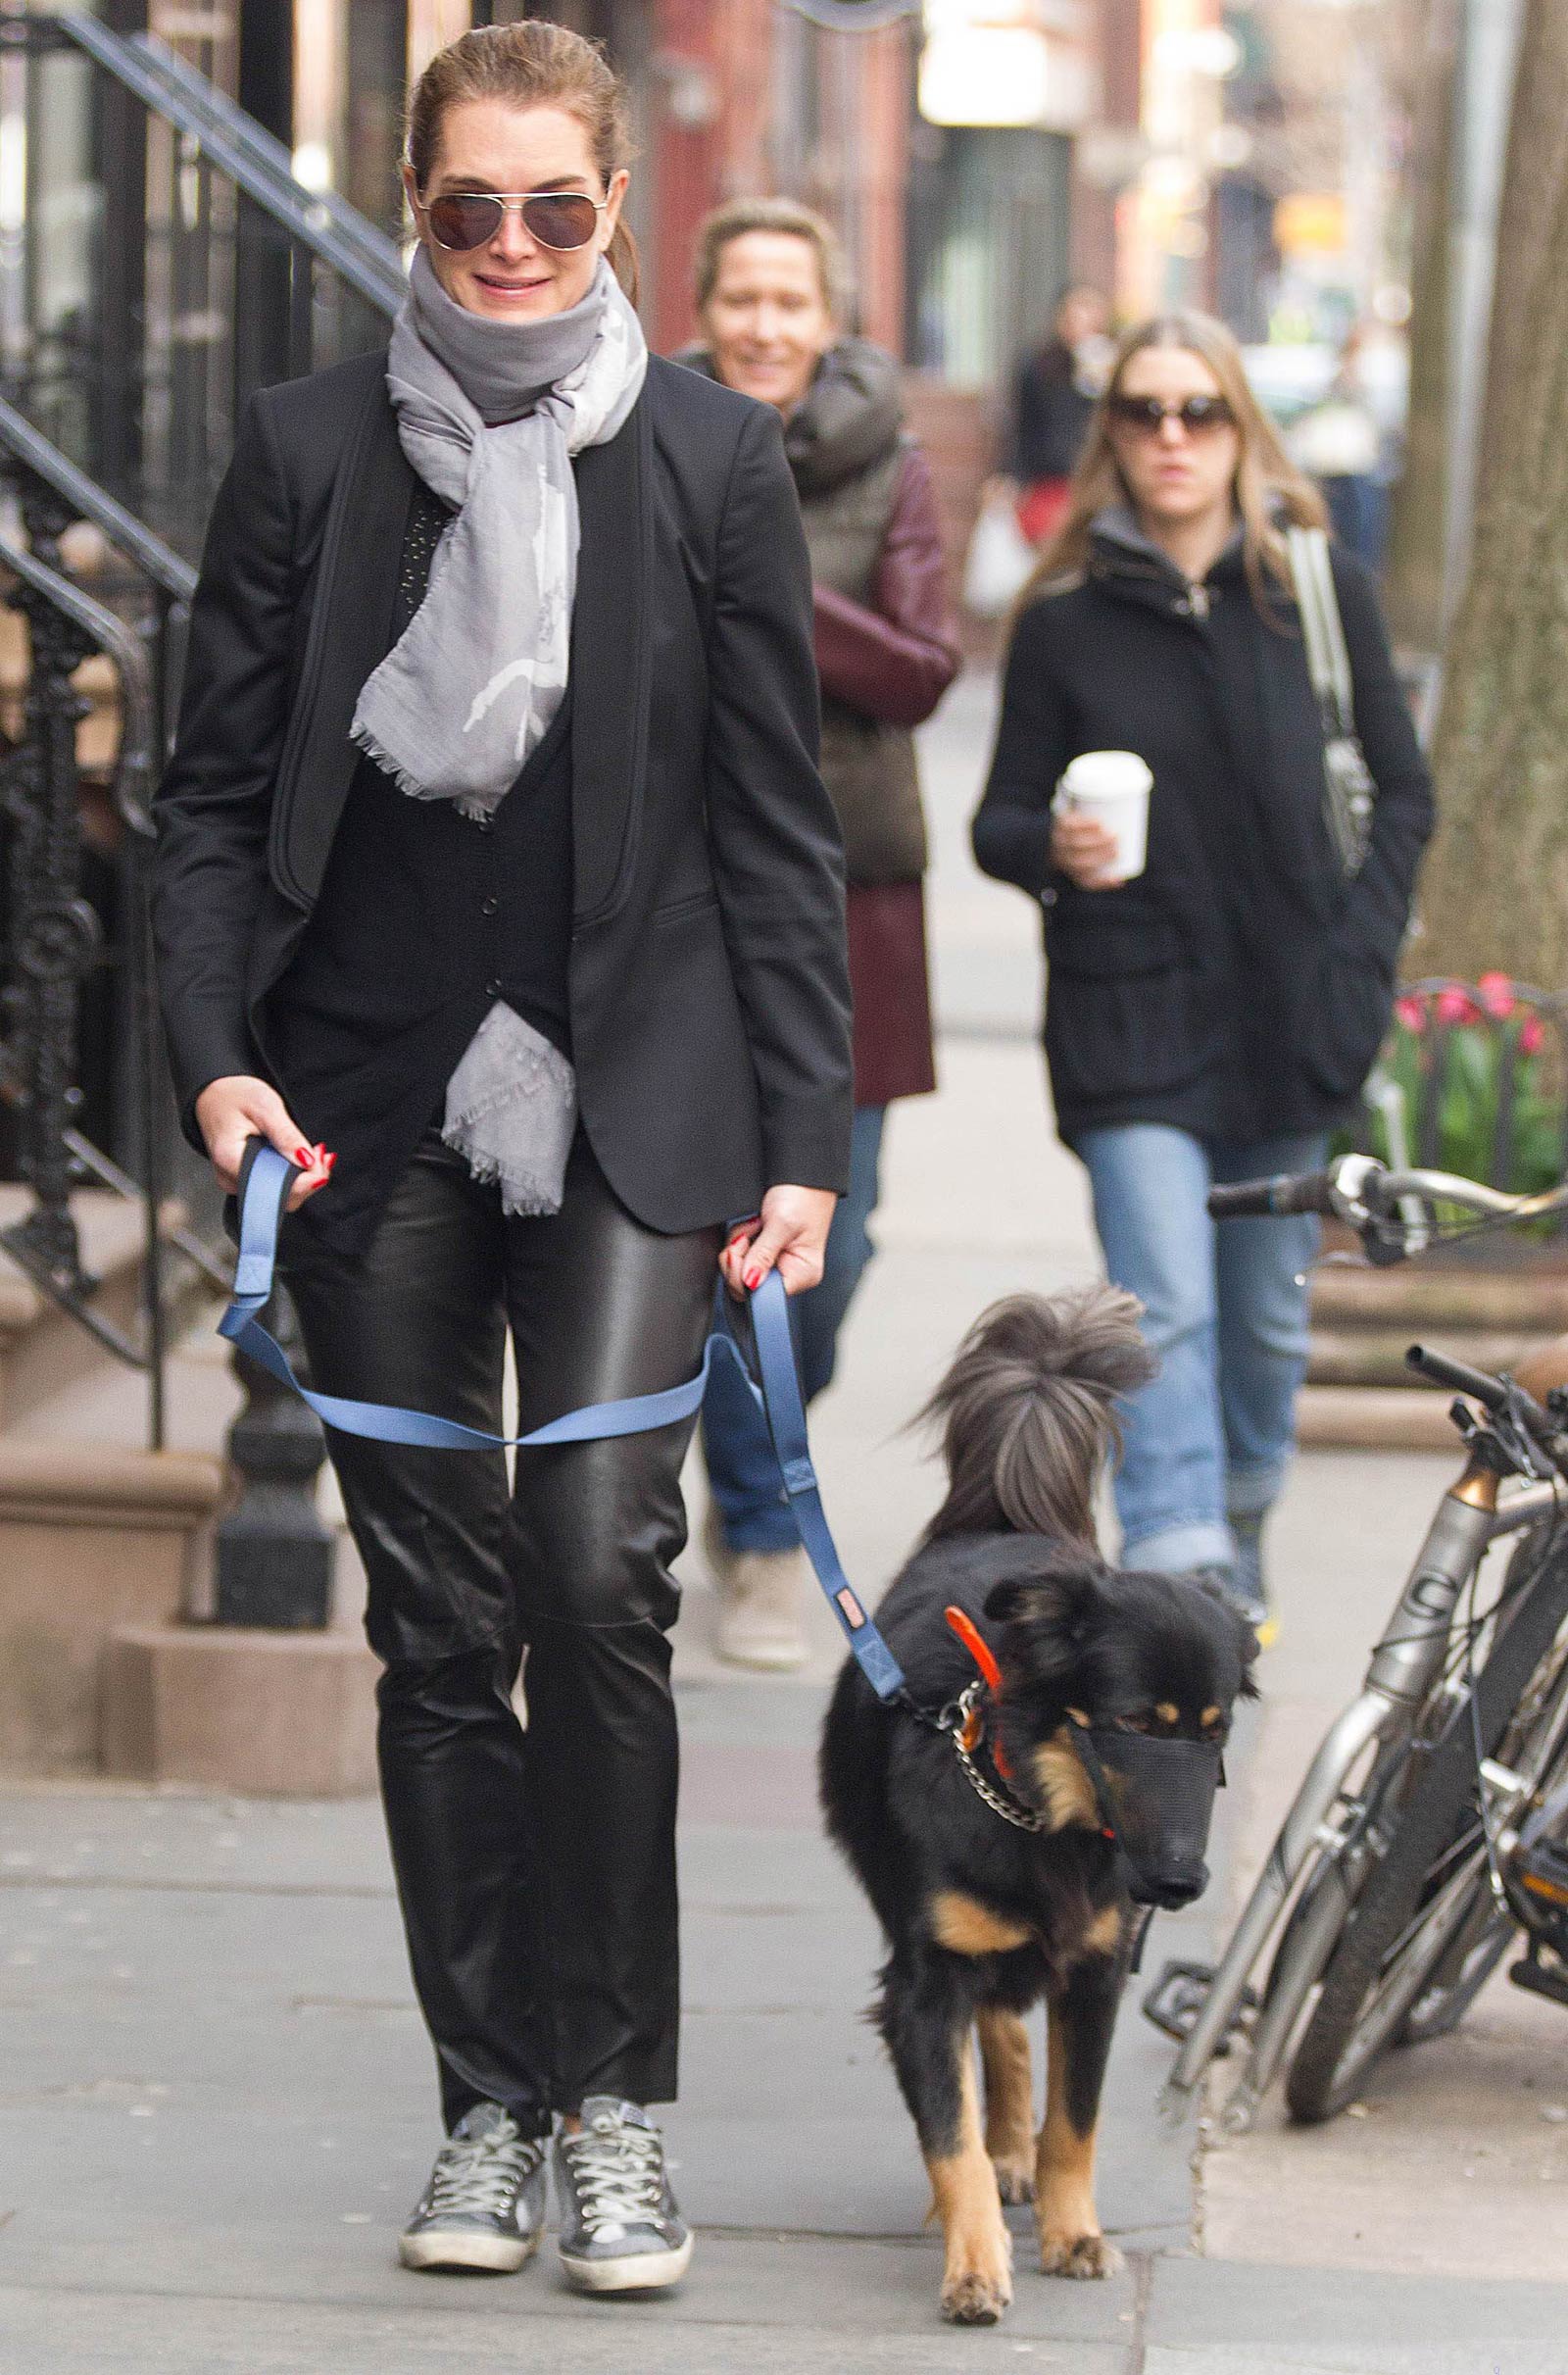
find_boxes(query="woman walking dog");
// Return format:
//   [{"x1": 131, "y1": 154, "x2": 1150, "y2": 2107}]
[
  {"x1": 973, "y1": 312, "x2": 1432, "y2": 1639},
  {"x1": 153, "y1": 22, "x2": 850, "y2": 2294}
]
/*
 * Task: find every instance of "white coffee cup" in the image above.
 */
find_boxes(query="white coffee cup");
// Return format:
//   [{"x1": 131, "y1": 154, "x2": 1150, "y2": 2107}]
[{"x1": 1054, "y1": 749, "x2": 1154, "y2": 882}]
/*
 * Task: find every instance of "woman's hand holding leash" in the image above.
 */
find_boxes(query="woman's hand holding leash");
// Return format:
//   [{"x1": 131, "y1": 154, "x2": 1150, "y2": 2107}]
[
  {"x1": 195, "y1": 1075, "x2": 335, "y2": 1211},
  {"x1": 720, "y1": 1184, "x2": 837, "y2": 1300}
]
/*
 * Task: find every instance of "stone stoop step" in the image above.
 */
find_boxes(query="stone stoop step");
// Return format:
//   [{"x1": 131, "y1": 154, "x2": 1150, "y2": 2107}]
[
  {"x1": 0, "y1": 1186, "x2": 199, "y2": 1427},
  {"x1": 102, "y1": 1624, "x2": 379, "y2": 1797},
  {"x1": 1304, "y1": 1260, "x2": 1568, "y2": 1449},
  {"x1": 0, "y1": 1416, "x2": 377, "y2": 1794},
  {"x1": 1297, "y1": 1384, "x2": 1467, "y2": 1454},
  {"x1": 0, "y1": 1439, "x2": 221, "y2": 1775}
]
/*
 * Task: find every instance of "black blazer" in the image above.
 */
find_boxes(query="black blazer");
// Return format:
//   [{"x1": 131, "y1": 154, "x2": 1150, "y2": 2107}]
[{"x1": 153, "y1": 350, "x2": 854, "y2": 1232}]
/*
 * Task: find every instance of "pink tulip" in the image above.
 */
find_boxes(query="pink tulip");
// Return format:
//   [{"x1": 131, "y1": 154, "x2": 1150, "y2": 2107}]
[
  {"x1": 1519, "y1": 1014, "x2": 1544, "y2": 1058},
  {"x1": 1477, "y1": 970, "x2": 1516, "y2": 1020},
  {"x1": 1394, "y1": 995, "x2": 1426, "y2": 1035},
  {"x1": 1435, "y1": 986, "x2": 1480, "y2": 1026}
]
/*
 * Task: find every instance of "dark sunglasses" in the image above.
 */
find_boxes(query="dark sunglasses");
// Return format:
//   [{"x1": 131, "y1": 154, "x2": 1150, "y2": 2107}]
[
  {"x1": 1106, "y1": 392, "x2": 1236, "y2": 438},
  {"x1": 422, "y1": 189, "x2": 608, "y2": 254}
]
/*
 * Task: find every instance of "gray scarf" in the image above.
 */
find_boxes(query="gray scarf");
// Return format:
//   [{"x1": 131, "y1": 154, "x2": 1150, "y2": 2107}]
[
  {"x1": 353, "y1": 250, "x2": 647, "y2": 1215},
  {"x1": 353, "y1": 247, "x2": 646, "y2": 816}
]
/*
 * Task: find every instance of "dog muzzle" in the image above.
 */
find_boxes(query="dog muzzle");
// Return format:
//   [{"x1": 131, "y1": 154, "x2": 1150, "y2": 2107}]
[{"x1": 1071, "y1": 1725, "x2": 1225, "y2": 1910}]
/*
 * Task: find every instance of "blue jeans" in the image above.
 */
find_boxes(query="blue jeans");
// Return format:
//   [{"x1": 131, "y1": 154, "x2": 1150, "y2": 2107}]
[
  {"x1": 702, "y1": 1105, "x2": 886, "y2": 1553},
  {"x1": 1075, "y1": 1124, "x2": 1327, "y2": 1574}
]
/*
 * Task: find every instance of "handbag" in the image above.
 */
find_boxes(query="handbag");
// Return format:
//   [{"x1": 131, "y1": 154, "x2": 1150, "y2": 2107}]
[
  {"x1": 1286, "y1": 524, "x2": 1376, "y2": 879},
  {"x1": 962, "y1": 485, "x2": 1037, "y2": 618}
]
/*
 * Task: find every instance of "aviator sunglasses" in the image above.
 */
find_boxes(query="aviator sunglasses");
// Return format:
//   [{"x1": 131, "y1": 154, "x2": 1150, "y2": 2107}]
[
  {"x1": 1106, "y1": 392, "x2": 1235, "y2": 438},
  {"x1": 421, "y1": 188, "x2": 609, "y2": 254}
]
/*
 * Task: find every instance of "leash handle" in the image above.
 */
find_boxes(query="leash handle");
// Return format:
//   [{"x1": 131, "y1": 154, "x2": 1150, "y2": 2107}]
[
  {"x1": 747, "y1": 1252, "x2": 907, "y2": 1702},
  {"x1": 221, "y1": 1139, "x2": 908, "y2": 1701}
]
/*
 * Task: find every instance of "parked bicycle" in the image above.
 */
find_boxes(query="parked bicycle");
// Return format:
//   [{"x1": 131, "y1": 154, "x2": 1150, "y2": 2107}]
[{"x1": 1146, "y1": 1153, "x2": 1568, "y2": 2129}]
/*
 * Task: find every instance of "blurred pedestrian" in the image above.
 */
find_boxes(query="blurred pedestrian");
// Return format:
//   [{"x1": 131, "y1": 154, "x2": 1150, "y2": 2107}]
[
  {"x1": 678, "y1": 197, "x2": 960, "y2": 1669},
  {"x1": 972, "y1": 311, "x2": 1433, "y2": 1636},
  {"x1": 154, "y1": 22, "x2": 851, "y2": 2297},
  {"x1": 1004, "y1": 284, "x2": 1114, "y2": 546},
  {"x1": 1289, "y1": 322, "x2": 1390, "y2": 572}
]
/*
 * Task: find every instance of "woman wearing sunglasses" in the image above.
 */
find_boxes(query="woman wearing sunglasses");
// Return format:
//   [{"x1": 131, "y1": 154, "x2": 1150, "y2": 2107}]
[
  {"x1": 153, "y1": 20, "x2": 850, "y2": 2297},
  {"x1": 972, "y1": 313, "x2": 1432, "y2": 1640}
]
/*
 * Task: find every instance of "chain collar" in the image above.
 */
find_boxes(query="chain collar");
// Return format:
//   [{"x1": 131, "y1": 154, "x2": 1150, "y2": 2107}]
[
  {"x1": 897, "y1": 1607, "x2": 1113, "y2": 1842},
  {"x1": 947, "y1": 1681, "x2": 1050, "y2": 1833}
]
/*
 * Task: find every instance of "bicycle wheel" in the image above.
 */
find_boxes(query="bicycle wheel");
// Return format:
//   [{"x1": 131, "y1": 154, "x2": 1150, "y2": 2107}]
[
  {"x1": 1396, "y1": 1855, "x2": 1514, "y2": 2046},
  {"x1": 1287, "y1": 1528, "x2": 1568, "y2": 2126}
]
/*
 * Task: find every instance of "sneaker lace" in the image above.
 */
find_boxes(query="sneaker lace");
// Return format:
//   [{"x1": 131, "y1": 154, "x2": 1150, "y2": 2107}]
[
  {"x1": 427, "y1": 2117, "x2": 540, "y2": 2220},
  {"x1": 562, "y1": 2118, "x2": 665, "y2": 2232}
]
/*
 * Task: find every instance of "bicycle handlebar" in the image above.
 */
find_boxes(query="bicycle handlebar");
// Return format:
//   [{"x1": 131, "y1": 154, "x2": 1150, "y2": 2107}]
[
  {"x1": 1208, "y1": 1159, "x2": 1568, "y2": 1231},
  {"x1": 1207, "y1": 1170, "x2": 1339, "y2": 1221},
  {"x1": 1404, "y1": 1344, "x2": 1510, "y2": 1413},
  {"x1": 1406, "y1": 1343, "x2": 1559, "y2": 1449}
]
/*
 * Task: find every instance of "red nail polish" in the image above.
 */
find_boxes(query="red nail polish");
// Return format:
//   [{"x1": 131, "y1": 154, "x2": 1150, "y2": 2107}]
[
  {"x1": 294, "y1": 1146, "x2": 313, "y2": 1166},
  {"x1": 323, "y1": 1152, "x2": 337, "y2": 1171},
  {"x1": 744, "y1": 1267, "x2": 761, "y2": 1291}
]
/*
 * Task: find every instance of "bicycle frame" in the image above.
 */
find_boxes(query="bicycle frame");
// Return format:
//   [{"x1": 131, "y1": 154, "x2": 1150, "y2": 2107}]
[{"x1": 1158, "y1": 1451, "x2": 1562, "y2": 2131}]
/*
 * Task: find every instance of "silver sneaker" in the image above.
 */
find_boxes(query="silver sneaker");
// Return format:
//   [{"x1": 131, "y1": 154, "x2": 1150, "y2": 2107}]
[
  {"x1": 399, "y1": 2103, "x2": 548, "y2": 2273},
  {"x1": 554, "y1": 2097, "x2": 693, "y2": 2293}
]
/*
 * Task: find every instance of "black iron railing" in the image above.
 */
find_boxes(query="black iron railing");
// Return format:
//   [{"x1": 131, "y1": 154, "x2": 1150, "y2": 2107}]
[
  {"x1": 0, "y1": 9, "x2": 401, "y2": 562},
  {"x1": 0, "y1": 393, "x2": 202, "y2": 1444},
  {"x1": 0, "y1": 15, "x2": 399, "y2": 1524},
  {"x1": 1353, "y1": 976, "x2": 1568, "y2": 1234}
]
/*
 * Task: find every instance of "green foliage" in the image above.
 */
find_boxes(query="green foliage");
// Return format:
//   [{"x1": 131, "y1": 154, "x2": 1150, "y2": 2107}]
[{"x1": 1334, "y1": 981, "x2": 1564, "y2": 1199}]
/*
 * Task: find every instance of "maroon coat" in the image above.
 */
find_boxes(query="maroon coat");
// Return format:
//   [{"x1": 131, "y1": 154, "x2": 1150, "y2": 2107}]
[{"x1": 814, "y1": 443, "x2": 957, "y2": 1108}]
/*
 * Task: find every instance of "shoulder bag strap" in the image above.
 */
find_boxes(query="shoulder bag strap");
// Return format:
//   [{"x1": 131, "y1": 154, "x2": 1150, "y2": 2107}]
[{"x1": 1287, "y1": 524, "x2": 1355, "y2": 738}]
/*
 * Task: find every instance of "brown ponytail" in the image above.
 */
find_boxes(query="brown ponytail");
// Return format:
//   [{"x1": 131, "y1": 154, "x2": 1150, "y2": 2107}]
[{"x1": 406, "y1": 21, "x2": 639, "y2": 305}]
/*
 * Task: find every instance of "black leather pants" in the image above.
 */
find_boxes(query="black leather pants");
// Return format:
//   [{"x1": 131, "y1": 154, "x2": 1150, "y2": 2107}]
[{"x1": 282, "y1": 1132, "x2": 720, "y2": 2137}]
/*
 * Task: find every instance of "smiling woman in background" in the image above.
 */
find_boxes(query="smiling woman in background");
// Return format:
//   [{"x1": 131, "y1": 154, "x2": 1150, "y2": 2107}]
[
  {"x1": 153, "y1": 21, "x2": 851, "y2": 2301},
  {"x1": 972, "y1": 312, "x2": 1432, "y2": 1642},
  {"x1": 677, "y1": 196, "x2": 960, "y2": 1672}
]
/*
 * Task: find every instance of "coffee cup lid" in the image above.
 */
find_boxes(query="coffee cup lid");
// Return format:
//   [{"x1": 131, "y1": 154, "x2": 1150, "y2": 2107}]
[{"x1": 1060, "y1": 749, "x2": 1152, "y2": 799}]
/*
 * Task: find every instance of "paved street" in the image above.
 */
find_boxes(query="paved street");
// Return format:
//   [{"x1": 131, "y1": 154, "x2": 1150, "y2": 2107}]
[{"x1": 3, "y1": 675, "x2": 1568, "y2": 2369}]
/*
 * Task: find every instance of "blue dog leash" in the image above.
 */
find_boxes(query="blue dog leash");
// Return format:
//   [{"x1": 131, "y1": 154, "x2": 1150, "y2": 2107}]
[{"x1": 220, "y1": 1139, "x2": 906, "y2": 1703}]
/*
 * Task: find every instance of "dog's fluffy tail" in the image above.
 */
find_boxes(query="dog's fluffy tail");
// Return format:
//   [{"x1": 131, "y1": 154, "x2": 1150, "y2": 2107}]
[{"x1": 915, "y1": 1285, "x2": 1154, "y2": 1548}]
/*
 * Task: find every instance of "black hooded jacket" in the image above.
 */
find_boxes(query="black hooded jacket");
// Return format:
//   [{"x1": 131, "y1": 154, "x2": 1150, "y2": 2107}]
[{"x1": 971, "y1": 512, "x2": 1435, "y2": 1144}]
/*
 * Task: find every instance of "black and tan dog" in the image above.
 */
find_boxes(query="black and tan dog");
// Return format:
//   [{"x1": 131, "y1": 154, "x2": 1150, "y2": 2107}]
[{"x1": 819, "y1": 1289, "x2": 1256, "y2": 2325}]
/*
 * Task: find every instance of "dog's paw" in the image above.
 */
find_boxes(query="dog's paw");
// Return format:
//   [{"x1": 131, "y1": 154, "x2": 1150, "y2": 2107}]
[
  {"x1": 992, "y1": 2154, "x2": 1035, "y2": 2205},
  {"x1": 941, "y1": 2227, "x2": 1013, "y2": 2326},
  {"x1": 941, "y1": 2267, "x2": 1012, "y2": 2326},
  {"x1": 1039, "y1": 2229, "x2": 1122, "y2": 2281}
]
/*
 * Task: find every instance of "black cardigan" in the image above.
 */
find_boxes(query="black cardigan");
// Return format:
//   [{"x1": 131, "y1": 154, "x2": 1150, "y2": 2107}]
[
  {"x1": 972, "y1": 516, "x2": 1435, "y2": 1143},
  {"x1": 153, "y1": 350, "x2": 854, "y2": 1235}
]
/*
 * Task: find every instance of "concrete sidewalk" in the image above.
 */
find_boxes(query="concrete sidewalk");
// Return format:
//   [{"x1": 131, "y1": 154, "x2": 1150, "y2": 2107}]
[
  {"x1": 4, "y1": 673, "x2": 1568, "y2": 2368},
  {"x1": 5, "y1": 1413, "x2": 1568, "y2": 2370}
]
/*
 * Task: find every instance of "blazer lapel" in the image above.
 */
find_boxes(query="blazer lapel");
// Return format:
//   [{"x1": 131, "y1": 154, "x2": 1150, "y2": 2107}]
[
  {"x1": 276, "y1": 372, "x2": 416, "y2": 908},
  {"x1": 570, "y1": 390, "x2": 653, "y2": 923}
]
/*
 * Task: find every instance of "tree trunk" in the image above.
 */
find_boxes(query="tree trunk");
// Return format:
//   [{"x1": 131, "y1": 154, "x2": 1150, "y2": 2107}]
[
  {"x1": 1419, "y1": 0, "x2": 1568, "y2": 988},
  {"x1": 1382, "y1": 0, "x2": 1457, "y2": 656},
  {"x1": 1478, "y1": 0, "x2": 1568, "y2": 452}
]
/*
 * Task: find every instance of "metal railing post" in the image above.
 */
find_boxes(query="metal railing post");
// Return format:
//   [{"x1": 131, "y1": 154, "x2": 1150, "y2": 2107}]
[{"x1": 215, "y1": 1290, "x2": 334, "y2": 1627}]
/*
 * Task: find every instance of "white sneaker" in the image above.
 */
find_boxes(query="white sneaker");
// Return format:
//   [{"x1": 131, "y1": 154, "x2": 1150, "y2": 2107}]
[
  {"x1": 703, "y1": 1504, "x2": 808, "y2": 1671},
  {"x1": 399, "y1": 2103, "x2": 547, "y2": 2272},
  {"x1": 554, "y1": 2098, "x2": 693, "y2": 2294}
]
